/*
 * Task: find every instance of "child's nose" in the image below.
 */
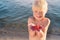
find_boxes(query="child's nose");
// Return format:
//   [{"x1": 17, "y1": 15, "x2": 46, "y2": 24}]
[{"x1": 39, "y1": 11, "x2": 43, "y2": 14}]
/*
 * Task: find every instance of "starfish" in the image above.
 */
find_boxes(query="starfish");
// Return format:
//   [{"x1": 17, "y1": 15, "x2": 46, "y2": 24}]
[{"x1": 31, "y1": 25, "x2": 42, "y2": 31}]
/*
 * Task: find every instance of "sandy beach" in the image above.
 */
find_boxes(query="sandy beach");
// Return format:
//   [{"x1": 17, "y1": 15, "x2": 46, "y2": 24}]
[
  {"x1": 0, "y1": 29, "x2": 60, "y2": 40},
  {"x1": 0, "y1": 35, "x2": 60, "y2": 40}
]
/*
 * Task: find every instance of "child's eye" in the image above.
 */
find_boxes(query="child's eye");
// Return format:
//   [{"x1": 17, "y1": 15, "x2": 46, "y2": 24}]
[{"x1": 35, "y1": 11, "x2": 37, "y2": 13}]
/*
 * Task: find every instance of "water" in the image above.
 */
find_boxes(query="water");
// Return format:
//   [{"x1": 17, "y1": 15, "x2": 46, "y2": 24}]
[{"x1": 0, "y1": 0, "x2": 60, "y2": 34}]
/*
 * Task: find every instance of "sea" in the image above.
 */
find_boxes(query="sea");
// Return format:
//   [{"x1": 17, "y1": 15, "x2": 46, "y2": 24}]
[{"x1": 0, "y1": 0, "x2": 60, "y2": 34}]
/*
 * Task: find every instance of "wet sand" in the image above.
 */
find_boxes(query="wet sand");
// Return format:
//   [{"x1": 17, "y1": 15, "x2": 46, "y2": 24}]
[{"x1": 0, "y1": 29, "x2": 60, "y2": 40}]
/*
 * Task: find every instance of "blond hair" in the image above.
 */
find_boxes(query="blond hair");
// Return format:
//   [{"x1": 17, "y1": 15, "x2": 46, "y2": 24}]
[{"x1": 32, "y1": 0, "x2": 48, "y2": 13}]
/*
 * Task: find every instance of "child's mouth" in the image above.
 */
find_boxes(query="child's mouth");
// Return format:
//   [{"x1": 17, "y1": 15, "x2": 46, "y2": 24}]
[{"x1": 37, "y1": 16, "x2": 42, "y2": 18}]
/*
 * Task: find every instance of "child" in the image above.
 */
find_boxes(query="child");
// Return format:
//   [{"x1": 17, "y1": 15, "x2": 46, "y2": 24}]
[{"x1": 28, "y1": 0, "x2": 50, "y2": 40}]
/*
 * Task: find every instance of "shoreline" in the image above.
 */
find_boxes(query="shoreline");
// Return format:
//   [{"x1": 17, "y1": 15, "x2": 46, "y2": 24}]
[{"x1": 0, "y1": 29, "x2": 60, "y2": 40}]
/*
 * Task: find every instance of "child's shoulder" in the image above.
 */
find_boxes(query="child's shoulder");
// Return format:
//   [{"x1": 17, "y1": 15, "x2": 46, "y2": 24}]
[
  {"x1": 28, "y1": 16, "x2": 35, "y2": 23},
  {"x1": 45, "y1": 17, "x2": 51, "y2": 24}
]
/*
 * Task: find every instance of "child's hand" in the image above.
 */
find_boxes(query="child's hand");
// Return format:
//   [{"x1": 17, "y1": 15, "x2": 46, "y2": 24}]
[{"x1": 28, "y1": 23, "x2": 45, "y2": 40}]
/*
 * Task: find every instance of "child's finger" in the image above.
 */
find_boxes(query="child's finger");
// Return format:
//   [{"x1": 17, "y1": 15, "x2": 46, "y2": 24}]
[{"x1": 36, "y1": 29, "x2": 44, "y2": 38}]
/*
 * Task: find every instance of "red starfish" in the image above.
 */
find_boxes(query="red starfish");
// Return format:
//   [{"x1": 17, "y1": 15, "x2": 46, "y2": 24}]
[{"x1": 31, "y1": 25, "x2": 42, "y2": 31}]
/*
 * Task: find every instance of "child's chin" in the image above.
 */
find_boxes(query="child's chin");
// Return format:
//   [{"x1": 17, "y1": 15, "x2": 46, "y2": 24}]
[{"x1": 34, "y1": 17, "x2": 43, "y2": 20}]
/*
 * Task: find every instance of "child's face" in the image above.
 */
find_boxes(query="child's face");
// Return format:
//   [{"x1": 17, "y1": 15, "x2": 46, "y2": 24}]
[{"x1": 32, "y1": 8, "x2": 46, "y2": 20}]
